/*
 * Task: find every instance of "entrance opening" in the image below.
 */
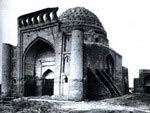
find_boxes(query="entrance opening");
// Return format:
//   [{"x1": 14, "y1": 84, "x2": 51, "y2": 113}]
[
  {"x1": 144, "y1": 75, "x2": 150, "y2": 93},
  {"x1": 23, "y1": 38, "x2": 55, "y2": 96},
  {"x1": 42, "y1": 69, "x2": 54, "y2": 96},
  {"x1": 145, "y1": 86, "x2": 150, "y2": 93},
  {"x1": 24, "y1": 76, "x2": 36, "y2": 96}
]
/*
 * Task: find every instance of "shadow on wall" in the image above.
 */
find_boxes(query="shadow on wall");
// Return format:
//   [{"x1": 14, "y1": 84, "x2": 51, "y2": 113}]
[
  {"x1": 87, "y1": 68, "x2": 121, "y2": 100},
  {"x1": 87, "y1": 68, "x2": 111, "y2": 100}
]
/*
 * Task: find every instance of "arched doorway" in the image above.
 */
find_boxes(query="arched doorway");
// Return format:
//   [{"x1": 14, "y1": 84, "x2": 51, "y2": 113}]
[
  {"x1": 23, "y1": 38, "x2": 55, "y2": 96},
  {"x1": 144, "y1": 75, "x2": 150, "y2": 93},
  {"x1": 106, "y1": 54, "x2": 115, "y2": 80},
  {"x1": 42, "y1": 69, "x2": 54, "y2": 96}
]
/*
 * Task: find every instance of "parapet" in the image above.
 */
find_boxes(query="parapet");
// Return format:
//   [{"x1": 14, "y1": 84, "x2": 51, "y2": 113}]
[{"x1": 18, "y1": 7, "x2": 59, "y2": 28}]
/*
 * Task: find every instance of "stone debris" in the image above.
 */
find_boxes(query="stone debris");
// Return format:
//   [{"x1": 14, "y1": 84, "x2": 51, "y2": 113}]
[{"x1": 0, "y1": 94, "x2": 150, "y2": 113}]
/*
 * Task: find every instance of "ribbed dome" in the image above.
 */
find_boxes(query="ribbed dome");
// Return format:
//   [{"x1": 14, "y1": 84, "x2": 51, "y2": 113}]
[{"x1": 59, "y1": 7, "x2": 105, "y2": 32}]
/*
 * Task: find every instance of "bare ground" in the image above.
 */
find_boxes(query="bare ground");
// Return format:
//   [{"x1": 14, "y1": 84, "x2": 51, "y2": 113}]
[{"x1": 0, "y1": 94, "x2": 150, "y2": 113}]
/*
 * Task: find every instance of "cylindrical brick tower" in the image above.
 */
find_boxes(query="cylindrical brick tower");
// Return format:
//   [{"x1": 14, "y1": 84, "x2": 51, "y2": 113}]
[
  {"x1": 2, "y1": 43, "x2": 12, "y2": 96},
  {"x1": 69, "y1": 29, "x2": 84, "y2": 101}
]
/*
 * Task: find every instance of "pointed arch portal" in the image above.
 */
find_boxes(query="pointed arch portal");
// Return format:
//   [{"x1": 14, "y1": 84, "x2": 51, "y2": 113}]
[{"x1": 23, "y1": 38, "x2": 55, "y2": 96}]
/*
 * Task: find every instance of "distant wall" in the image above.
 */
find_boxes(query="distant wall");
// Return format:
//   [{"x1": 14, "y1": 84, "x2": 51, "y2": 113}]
[{"x1": 0, "y1": 39, "x2": 2, "y2": 84}]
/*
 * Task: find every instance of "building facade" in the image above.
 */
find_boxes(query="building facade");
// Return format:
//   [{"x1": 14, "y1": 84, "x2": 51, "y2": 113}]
[
  {"x1": 1, "y1": 7, "x2": 129, "y2": 101},
  {"x1": 134, "y1": 69, "x2": 150, "y2": 93}
]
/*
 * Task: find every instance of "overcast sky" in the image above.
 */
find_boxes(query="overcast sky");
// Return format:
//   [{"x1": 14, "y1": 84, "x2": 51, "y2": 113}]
[{"x1": 1, "y1": 0, "x2": 150, "y2": 87}]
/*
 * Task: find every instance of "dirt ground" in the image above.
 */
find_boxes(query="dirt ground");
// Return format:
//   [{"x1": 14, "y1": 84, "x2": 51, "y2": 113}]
[{"x1": 0, "y1": 94, "x2": 150, "y2": 113}]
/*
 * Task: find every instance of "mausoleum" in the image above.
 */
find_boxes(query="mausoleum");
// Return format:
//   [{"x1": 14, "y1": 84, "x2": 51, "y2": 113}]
[{"x1": 1, "y1": 7, "x2": 129, "y2": 101}]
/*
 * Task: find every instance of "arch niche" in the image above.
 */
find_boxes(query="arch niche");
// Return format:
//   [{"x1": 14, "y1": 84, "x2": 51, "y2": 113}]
[
  {"x1": 106, "y1": 54, "x2": 115, "y2": 80},
  {"x1": 23, "y1": 38, "x2": 55, "y2": 96}
]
